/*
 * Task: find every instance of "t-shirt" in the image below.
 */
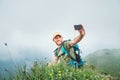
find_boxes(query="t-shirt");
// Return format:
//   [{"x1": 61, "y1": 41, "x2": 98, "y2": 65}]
[{"x1": 53, "y1": 40, "x2": 76, "y2": 63}]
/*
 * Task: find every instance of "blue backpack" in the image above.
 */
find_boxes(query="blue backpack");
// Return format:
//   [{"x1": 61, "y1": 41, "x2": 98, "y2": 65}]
[{"x1": 60, "y1": 40, "x2": 85, "y2": 68}]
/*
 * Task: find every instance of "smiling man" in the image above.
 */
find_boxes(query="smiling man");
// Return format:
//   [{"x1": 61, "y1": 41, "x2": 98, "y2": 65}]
[{"x1": 49, "y1": 24, "x2": 86, "y2": 67}]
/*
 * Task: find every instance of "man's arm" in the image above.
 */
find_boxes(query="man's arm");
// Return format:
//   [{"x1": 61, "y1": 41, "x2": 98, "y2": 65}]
[
  {"x1": 48, "y1": 56, "x2": 59, "y2": 66},
  {"x1": 69, "y1": 25, "x2": 85, "y2": 46}
]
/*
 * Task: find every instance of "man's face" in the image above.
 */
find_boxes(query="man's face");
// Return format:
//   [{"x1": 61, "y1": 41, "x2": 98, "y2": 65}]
[{"x1": 53, "y1": 35, "x2": 63, "y2": 46}]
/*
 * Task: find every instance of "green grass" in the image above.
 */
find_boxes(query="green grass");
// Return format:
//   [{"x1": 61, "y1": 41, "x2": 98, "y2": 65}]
[
  {"x1": 2, "y1": 61, "x2": 115, "y2": 80},
  {"x1": 85, "y1": 49, "x2": 120, "y2": 80}
]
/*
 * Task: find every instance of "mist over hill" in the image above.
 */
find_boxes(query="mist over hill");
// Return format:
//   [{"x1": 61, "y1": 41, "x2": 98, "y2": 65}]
[
  {"x1": 85, "y1": 49, "x2": 120, "y2": 79},
  {"x1": 1, "y1": 48, "x2": 120, "y2": 79},
  {"x1": 0, "y1": 48, "x2": 51, "y2": 80}
]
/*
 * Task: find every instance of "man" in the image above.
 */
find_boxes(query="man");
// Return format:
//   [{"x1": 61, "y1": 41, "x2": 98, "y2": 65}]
[{"x1": 49, "y1": 24, "x2": 85, "y2": 67}]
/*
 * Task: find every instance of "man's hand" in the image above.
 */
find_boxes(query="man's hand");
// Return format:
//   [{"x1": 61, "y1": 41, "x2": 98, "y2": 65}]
[
  {"x1": 78, "y1": 25, "x2": 85, "y2": 36},
  {"x1": 48, "y1": 56, "x2": 58, "y2": 66}
]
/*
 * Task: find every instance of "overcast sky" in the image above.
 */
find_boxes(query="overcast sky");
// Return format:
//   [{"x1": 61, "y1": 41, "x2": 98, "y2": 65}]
[{"x1": 0, "y1": 0, "x2": 120, "y2": 61}]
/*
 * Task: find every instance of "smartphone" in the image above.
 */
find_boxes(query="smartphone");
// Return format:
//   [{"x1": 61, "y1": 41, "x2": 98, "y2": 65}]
[{"x1": 74, "y1": 24, "x2": 83, "y2": 30}]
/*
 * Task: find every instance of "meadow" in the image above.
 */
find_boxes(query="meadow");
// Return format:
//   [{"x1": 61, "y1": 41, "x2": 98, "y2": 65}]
[{"x1": 2, "y1": 61, "x2": 114, "y2": 80}]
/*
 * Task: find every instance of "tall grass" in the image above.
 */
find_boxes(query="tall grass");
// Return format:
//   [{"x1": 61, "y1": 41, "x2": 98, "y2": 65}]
[{"x1": 6, "y1": 61, "x2": 114, "y2": 80}]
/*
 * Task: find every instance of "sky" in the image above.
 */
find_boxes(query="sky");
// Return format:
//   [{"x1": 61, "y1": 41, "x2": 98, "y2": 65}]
[{"x1": 0, "y1": 0, "x2": 120, "y2": 61}]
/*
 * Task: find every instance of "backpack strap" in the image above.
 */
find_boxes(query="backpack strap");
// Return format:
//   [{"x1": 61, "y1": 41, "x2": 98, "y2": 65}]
[
  {"x1": 58, "y1": 40, "x2": 69, "y2": 58},
  {"x1": 58, "y1": 40, "x2": 85, "y2": 67},
  {"x1": 59, "y1": 40, "x2": 76, "y2": 60}
]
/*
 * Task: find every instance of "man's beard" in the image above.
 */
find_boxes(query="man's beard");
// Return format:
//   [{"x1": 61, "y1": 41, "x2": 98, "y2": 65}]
[{"x1": 56, "y1": 41, "x2": 62, "y2": 46}]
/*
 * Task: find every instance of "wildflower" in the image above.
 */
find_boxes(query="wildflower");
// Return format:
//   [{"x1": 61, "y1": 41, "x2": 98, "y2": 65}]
[
  {"x1": 58, "y1": 70, "x2": 61, "y2": 73},
  {"x1": 58, "y1": 73, "x2": 61, "y2": 77},
  {"x1": 49, "y1": 73, "x2": 52, "y2": 77}
]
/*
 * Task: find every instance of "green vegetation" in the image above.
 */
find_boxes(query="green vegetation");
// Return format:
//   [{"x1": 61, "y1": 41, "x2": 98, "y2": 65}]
[
  {"x1": 2, "y1": 61, "x2": 114, "y2": 80},
  {"x1": 85, "y1": 49, "x2": 120, "y2": 80},
  {"x1": 2, "y1": 49, "x2": 120, "y2": 80}
]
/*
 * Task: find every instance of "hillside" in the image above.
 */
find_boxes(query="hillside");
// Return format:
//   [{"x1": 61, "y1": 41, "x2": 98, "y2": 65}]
[
  {"x1": 0, "y1": 60, "x2": 115, "y2": 80},
  {"x1": 1, "y1": 49, "x2": 119, "y2": 80},
  {"x1": 85, "y1": 49, "x2": 120, "y2": 80}
]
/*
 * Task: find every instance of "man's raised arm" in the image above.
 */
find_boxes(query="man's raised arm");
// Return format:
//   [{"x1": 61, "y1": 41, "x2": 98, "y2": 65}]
[{"x1": 69, "y1": 25, "x2": 85, "y2": 46}]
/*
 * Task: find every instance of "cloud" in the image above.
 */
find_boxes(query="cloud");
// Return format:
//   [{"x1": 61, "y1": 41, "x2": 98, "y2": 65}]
[{"x1": 0, "y1": 0, "x2": 120, "y2": 61}]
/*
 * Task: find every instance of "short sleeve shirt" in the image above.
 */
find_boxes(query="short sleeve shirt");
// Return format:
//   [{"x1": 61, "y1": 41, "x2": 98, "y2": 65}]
[{"x1": 53, "y1": 40, "x2": 76, "y2": 63}]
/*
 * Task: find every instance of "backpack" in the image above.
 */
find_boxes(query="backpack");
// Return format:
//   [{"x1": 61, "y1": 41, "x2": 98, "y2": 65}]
[{"x1": 60, "y1": 40, "x2": 85, "y2": 68}]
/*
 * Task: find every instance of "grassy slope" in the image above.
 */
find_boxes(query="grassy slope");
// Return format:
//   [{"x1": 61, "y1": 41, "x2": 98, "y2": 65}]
[
  {"x1": 2, "y1": 48, "x2": 120, "y2": 80},
  {"x1": 85, "y1": 49, "x2": 120, "y2": 79},
  {"x1": 2, "y1": 61, "x2": 114, "y2": 80}
]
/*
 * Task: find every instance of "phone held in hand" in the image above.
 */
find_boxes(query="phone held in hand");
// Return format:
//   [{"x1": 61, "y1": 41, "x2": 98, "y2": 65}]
[{"x1": 74, "y1": 24, "x2": 83, "y2": 30}]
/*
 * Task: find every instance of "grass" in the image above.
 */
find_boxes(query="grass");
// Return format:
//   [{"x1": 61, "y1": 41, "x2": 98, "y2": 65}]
[
  {"x1": 2, "y1": 61, "x2": 115, "y2": 80},
  {"x1": 85, "y1": 49, "x2": 120, "y2": 80}
]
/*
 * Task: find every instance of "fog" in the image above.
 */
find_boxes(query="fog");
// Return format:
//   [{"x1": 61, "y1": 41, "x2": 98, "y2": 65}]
[{"x1": 0, "y1": 0, "x2": 120, "y2": 61}]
